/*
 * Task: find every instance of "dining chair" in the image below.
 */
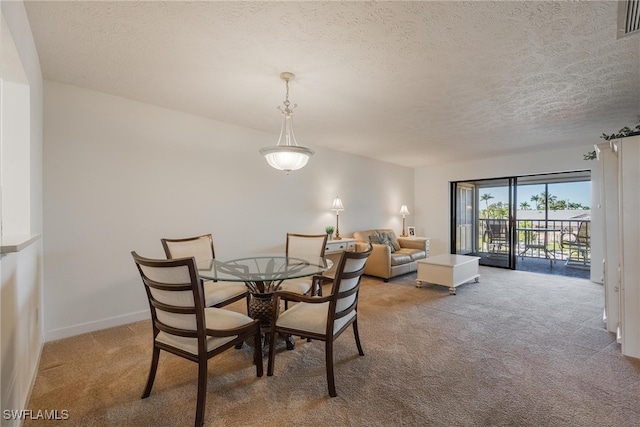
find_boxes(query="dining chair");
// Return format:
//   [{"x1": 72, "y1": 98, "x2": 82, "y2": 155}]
[
  {"x1": 267, "y1": 244, "x2": 372, "y2": 397},
  {"x1": 161, "y1": 234, "x2": 249, "y2": 311},
  {"x1": 279, "y1": 233, "x2": 329, "y2": 308},
  {"x1": 131, "y1": 252, "x2": 263, "y2": 427}
]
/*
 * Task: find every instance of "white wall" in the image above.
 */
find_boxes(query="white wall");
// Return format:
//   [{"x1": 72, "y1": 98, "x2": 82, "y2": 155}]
[
  {"x1": 414, "y1": 146, "x2": 597, "y2": 256},
  {"x1": 43, "y1": 81, "x2": 414, "y2": 340},
  {"x1": 1, "y1": 80, "x2": 31, "y2": 234},
  {"x1": 1, "y1": 0, "x2": 44, "y2": 423}
]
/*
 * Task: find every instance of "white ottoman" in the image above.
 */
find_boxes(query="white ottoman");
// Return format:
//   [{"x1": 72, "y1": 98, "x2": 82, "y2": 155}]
[{"x1": 416, "y1": 254, "x2": 480, "y2": 295}]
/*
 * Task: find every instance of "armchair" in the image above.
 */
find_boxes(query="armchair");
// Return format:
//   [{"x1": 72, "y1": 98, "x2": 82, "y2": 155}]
[
  {"x1": 279, "y1": 233, "x2": 328, "y2": 309},
  {"x1": 267, "y1": 245, "x2": 372, "y2": 397},
  {"x1": 131, "y1": 252, "x2": 263, "y2": 427},
  {"x1": 161, "y1": 234, "x2": 249, "y2": 310},
  {"x1": 353, "y1": 229, "x2": 429, "y2": 281},
  {"x1": 484, "y1": 219, "x2": 508, "y2": 255}
]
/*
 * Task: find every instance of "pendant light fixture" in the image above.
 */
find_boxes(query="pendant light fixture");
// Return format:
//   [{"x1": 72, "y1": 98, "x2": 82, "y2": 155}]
[{"x1": 260, "y1": 72, "x2": 314, "y2": 174}]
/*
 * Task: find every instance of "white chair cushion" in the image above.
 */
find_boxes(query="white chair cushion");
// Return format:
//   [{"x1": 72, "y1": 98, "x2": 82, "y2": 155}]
[
  {"x1": 278, "y1": 278, "x2": 312, "y2": 295},
  {"x1": 275, "y1": 301, "x2": 356, "y2": 336},
  {"x1": 203, "y1": 280, "x2": 247, "y2": 306},
  {"x1": 156, "y1": 307, "x2": 254, "y2": 355}
]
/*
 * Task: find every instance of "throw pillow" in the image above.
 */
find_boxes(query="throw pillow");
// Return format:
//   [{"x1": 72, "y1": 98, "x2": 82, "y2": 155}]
[
  {"x1": 368, "y1": 233, "x2": 385, "y2": 245},
  {"x1": 382, "y1": 231, "x2": 401, "y2": 251},
  {"x1": 369, "y1": 232, "x2": 395, "y2": 252}
]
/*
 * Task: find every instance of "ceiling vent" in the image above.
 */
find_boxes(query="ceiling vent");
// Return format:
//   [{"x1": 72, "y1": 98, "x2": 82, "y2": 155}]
[{"x1": 618, "y1": 0, "x2": 640, "y2": 38}]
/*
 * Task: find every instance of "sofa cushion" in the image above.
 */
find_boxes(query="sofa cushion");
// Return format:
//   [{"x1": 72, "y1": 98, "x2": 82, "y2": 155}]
[
  {"x1": 395, "y1": 248, "x2": 427, "y2": 261},
  {"x1": 390, "y1": 252, "x2": 412, "y2": 266}
]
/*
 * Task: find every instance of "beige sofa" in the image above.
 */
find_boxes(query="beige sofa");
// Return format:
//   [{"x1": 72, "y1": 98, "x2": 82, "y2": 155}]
[{"x1": 353, "y1": 229, "x2": 429, "y2": 281}]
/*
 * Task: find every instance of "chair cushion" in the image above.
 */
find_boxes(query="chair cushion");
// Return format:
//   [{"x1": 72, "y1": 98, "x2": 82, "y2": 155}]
[
  {"x1": 275, "y1": 301, "x2": 356, "y2": 336},
  {"x1": 278, "y1": 278, "x2": 313, "y2": 295},
  {"x1": 156, "y1": 307, "x2": 254, "y2": 355},
  {"x1": 203, "y1": 281, "x2": 247, "y2": 306}
]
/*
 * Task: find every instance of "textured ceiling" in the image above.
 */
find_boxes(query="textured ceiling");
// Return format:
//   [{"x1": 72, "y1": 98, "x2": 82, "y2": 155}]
[{"x1": 23, "y1": 1, "x2": 640, "y2": 168}]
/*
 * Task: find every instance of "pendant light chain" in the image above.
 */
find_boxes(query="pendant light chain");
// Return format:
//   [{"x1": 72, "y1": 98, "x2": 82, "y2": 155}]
[
  {"x1": 280, "y1": 75, "x2": 296, "y2": 114},
  {"x1": 284, "y1": 78, "x2": 290, "y2": 108}
]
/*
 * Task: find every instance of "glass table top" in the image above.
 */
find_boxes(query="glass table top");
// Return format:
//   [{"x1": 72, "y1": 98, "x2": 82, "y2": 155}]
[{"x1": 197, "y1": 254, "x2": 332, "y2": 283}]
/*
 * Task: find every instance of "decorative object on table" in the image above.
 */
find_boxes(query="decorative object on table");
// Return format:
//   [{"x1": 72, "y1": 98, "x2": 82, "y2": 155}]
[
  {"x1": 399, "y1": 205, "x2": 410, "y2": 236},
  {"x1": 408, "y1": 226, "x2": 416, "y2": 236},
  {"x1": 325, "y1": 226, "x2": 334, "y2": 239},
  {"x1": 259, "y1": 72, "x2": 314, "y2": 174},
  {"x1": 331, "y1": 196, "x2": 344, "y2": 240}
]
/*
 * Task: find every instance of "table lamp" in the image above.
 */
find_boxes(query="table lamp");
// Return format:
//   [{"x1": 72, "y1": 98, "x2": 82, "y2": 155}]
[
  {"x1": 331, "y1": 197, "x2": 344, "y2": 240},
  {"x1": 400, "y1": 205, "x2": 410, "y2": 236}
]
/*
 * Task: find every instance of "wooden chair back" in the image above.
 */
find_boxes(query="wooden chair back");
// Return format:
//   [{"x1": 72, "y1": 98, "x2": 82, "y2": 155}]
[
  {"x1": 286, "y1": 233, "x2": 328, "y2": 259},
  {"x1": 161, "y1": 234, "x2": 215, "y2": 263}
]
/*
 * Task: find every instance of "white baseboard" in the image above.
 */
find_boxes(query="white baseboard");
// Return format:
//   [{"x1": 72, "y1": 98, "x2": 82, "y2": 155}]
[{"x1": 44, "y1": 310, "x2": 150, "y2": 342}]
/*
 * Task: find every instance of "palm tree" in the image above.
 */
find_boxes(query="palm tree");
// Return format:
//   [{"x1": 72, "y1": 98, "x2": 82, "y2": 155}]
[
  {"x1": 480, "y1": 193, "x2": 494, "y2": 208},
  {"x1": 530, "y1": 195, "x2": 541, "y2": 210},
  {"x1": 480, "y1": 193, "x2": 494, "y2": 218},
  {"x1": 520, "y1": 201, "x2": 531, "y2": 210},
  {"x1": 551, "y1": 199, "x2": 567, "y2": 211}
]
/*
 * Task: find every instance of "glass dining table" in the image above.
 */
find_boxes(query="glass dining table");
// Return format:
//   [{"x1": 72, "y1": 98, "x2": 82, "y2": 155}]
[{"x1": 197, "y1": 254, "x2": 333, "y2": 349}]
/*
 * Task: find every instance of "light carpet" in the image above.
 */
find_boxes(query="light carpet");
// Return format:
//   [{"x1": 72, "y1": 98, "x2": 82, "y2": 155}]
[{"x1": 26, "y1": 267, "x2": 640, "y2": 426}]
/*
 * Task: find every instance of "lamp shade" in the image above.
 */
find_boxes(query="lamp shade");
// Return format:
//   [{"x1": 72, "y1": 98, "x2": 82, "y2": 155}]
[
  {"x1": 400, "y1": 205, "x2": 410, "y2": 216},
  {"x1": 260, "y1": 146, "x2": 314, "y2": 172},
  {"x1": 331, "y1": 197, "x2": 344, "y2": 211}
]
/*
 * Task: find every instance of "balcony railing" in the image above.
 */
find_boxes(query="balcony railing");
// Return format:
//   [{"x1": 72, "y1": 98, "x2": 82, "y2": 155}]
[{"x1": 479, "y1": 218, "x2": 590, "y2": 266}]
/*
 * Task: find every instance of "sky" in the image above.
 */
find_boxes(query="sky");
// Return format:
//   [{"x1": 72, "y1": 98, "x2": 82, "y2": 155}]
[{"x1": 480, "y1": 181, "x2": 591, "y2": 209}]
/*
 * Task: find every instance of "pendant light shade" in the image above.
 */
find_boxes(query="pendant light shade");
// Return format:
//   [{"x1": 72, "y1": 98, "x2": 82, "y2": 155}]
[{"x1": 260, "y1": 72, "x2": 314, "y2": 174}]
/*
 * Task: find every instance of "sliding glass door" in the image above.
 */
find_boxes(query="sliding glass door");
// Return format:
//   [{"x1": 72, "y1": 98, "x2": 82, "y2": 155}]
[
  {"x1": 451, "y1": 177, "x2": 516, "y2": 268},
  {"x1": 451, "y1": 171, "x2": 591, "y2": 272}
]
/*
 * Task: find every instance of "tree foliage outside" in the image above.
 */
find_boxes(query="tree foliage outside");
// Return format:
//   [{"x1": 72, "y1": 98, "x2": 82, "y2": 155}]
[{"x1": 480, "y1": 191, "x2": 589, "y2": 219}]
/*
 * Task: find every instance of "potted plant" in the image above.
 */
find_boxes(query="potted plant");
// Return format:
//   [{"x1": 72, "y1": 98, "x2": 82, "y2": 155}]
[
  {"x1": 584, "y1": 120, "x2": 640, "y2": 160},
  {"x1": 325, "y1": 226, "x2": 335, "y2": 239}
]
